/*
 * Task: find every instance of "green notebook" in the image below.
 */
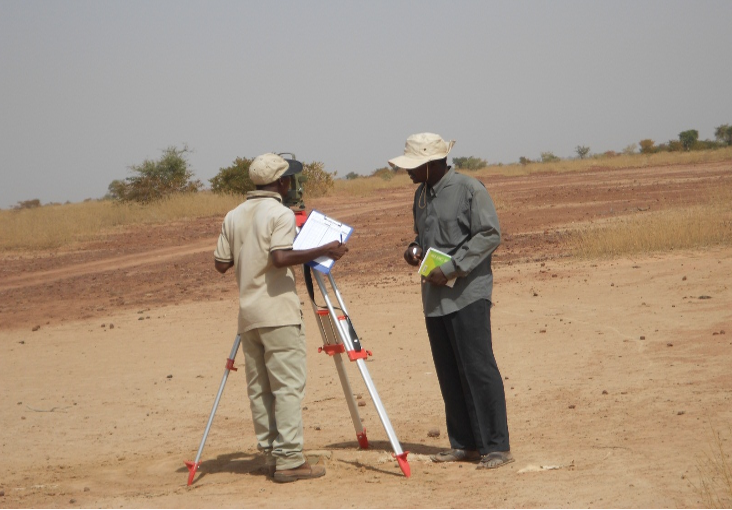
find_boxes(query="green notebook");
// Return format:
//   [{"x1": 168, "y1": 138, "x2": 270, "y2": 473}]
[{"x1": 418, "y1": 247, "x2": 456, "y2": 287}]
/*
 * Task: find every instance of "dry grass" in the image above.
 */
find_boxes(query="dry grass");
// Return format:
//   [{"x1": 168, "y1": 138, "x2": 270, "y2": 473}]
[
  {"x1": 692, "y1": 427, "x2": 732, "y2": 508},
  {"x1": 475, "y1": 147, "x2": 732, "y2": 178},
  {"x1": 334, "y1": 173, "x2": 414, "y2": 197},
  {"x1": 0, "y1": 192, "x2": 243, "y2": 251},
  {"x1": 567, "y1": 188, "x2": 732, "y2": 258}
]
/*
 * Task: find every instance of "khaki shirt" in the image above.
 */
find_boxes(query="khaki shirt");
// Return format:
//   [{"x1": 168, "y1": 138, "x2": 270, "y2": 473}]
[
  {"x1": 214, "y1": 191, "x2": 301, "y2": 333},
  {"x1": 412, "y1": 168, "x2": 501, "y2": 317}
]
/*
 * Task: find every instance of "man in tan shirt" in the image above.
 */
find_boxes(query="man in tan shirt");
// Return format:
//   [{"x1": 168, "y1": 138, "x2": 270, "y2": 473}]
[{"x1": 214, "y1": 153, "x2": 347, "y2": 483}]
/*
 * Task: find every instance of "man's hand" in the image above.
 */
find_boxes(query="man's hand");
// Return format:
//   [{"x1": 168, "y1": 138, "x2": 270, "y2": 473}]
[
  {"x1": 323, "y1": 240, "x2": 349, "y2": 261},
  {"x1": 423, "y1": 266, "x2": 448, "y2": 286},
  {"x1": 404, "y1": 244, "x2": 423, "y2": 266}
]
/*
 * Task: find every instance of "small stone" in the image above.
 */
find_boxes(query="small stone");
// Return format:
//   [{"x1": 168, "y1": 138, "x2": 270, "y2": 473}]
[
  {"x1": 539, "y1": 329, "x2": 546, "y2": 333},
  {"x1": 0, "y1": 490, "x2": 4, "y2": 496},
  {"x1": 602, "y1": 390, "x2": 608, "y2": 395},
  {"x1": 568, "y1": 405, "x2": 576, "y2": 409},
  {"x1": 138, "y1": 317, "x2": 144, "y2": 321},
  {"x1": 357, "y1": 401, "x2": 366, "y2": 407},
  {"x1": 32, "y1": 325, "x2": 40, "y2": 331},
  {"x1": 667, "y1": 343, "x2": 673, "y2": 347},
  {"x1": 314, "y1": 426, "x2": 321, "y2": 430},
  {"x1": 640, "y1": 336, "x2": 645, "y2": 340},
  {"x1": 427, "y1": 428, "x2": 440, "y2": 438},
  {"x1": 109, "y1": 324, "x2": 114, "y2": 329},
  {"x1": 69, "y1": 499, "x2": 76, "y2": 504},
  {"x1": 677, "y1": 411, "x2": 685, "y2": 415},
  {"x1": 698, "y1": 295, "x2": 711, "y2": 299},
  {"x1": 720, "y1": 330, "x2": 726, "y2": 335},
  {"x1": 166, "y1": 374, "x2": 173, "y2": 379},
  {"x1": 19, "y1": 340, "x2": 25, "y2": 344},
  {"x1": 84, "y1": 487, "x2": 90, "y2": 492},
  {"x1": 682, "y1": 276, "x2": 687, "y2": 281}
]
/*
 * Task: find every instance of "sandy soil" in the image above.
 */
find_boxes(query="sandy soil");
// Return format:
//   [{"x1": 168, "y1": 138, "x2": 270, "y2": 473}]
[{"x1": 1, "y1": 162, "x2": 731, "y2": 508}]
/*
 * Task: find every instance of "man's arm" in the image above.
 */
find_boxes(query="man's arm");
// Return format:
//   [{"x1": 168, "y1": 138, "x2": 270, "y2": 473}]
[
  {"x1": 270, "y1": 240, "x2": 348, "y2": 268},
  {"x1": 215, "y1": 259, "x2": 234, "y2": 274},
  {"x1": 439, "y1": 187, "x2": 500, "y2": 279}
]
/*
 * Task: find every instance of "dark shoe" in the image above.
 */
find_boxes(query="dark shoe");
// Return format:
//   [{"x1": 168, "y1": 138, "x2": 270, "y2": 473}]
[
  {"x1": 273, "y1": 461, "x2": 326, "y2": 483},
  {"x1": 430, "y1": 449, "x2": 481, "y2": 463},
  {"x1": 476, "y1": 451, "x2": 514, "y2": 470}
]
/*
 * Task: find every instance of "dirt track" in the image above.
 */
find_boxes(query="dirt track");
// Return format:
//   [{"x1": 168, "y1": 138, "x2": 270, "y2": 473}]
[{"x1": 1, "y1": 162, "x2": 731, "y2": 508}]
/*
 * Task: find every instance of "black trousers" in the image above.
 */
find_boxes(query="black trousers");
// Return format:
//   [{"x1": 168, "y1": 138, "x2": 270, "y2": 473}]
[{"x1": 425, "y1": 299, "x2": 510, "y2": 454}]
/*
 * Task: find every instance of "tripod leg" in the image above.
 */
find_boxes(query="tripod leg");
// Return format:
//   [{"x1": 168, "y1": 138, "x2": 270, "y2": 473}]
[
  {"x1": 314, "y1": 271, "x2": 411, "y2": 476},
  {"x1": 185, "y1": 334, "x2": 241, "y2": 486},
  {"x1": 332, "y1": 352, "x2": 369, "y2": 449}
]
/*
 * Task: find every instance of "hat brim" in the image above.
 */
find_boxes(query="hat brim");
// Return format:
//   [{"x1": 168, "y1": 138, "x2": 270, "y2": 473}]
[
  {"x1": 281, "y1": 159, "x2": 303, "y2": 177},
  {"x1": 387, "y1": 140, "x2": 456, "y2": 170}
]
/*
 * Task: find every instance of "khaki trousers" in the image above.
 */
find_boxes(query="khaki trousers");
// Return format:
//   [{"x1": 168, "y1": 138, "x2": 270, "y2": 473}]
[{"x1": 240, "y1": 323, "x2": 307, "y2": 470}]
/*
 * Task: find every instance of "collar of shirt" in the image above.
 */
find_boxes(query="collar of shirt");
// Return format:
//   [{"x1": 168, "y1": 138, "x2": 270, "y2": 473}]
[
  {"x1": 246, "y1": 190, "x2": 284, "y2": 202},
  {"x1": 428, "y1": 166, "x2": 454, "y2": 197}
]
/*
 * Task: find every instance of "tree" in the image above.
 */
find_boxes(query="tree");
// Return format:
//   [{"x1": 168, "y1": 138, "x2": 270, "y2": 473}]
[
  {"x1": 14, "y1": 199, "x2": 41, "y2": 210},
  {"x1": 345, "y1": 172, "x2": 360, "y2": 180},
  {"x1": 302, "y1": 161, "x2": 335, "y2": 198},
  {"x1": 209, "y1": 157, "x2": 255, "y2": 196},
  {"x1": 639, "y1": 139, "x2": 655, "y2": 154},
  {"x1": 112, "y1": 145, "x2": 202, "y2": 203},
  {"x1": 540, "y1": 152, "x2": 560, "y2": 163},
  {"x1": 714, "y1": 124, "x2": 732, "y2": 146},
  {"x1": 575, "y1": 146, "x2": 590, "y2": 159},
  {"x1": 519, "y1": 156, "x2": 532, "y2": 165},
  {"x1": 452, "y1": 156, "x2": 488, "y2": 171},
  {"x1": 678, "y1": 130, "x2": 699, "y2": 151},
  {"x1": 622, "y1": 143, "x2": 638, "y2": 155}
]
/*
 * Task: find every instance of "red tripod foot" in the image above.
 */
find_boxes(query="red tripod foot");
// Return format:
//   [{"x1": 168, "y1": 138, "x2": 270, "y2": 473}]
[
  {"x1": 394, "y1": 451, "x2": 410, "y2": 477},
  {"x1": 184, "y1": 460, "x2": 200, "y2": 486},
  {"x1": 356, "y1": 428, "x2": 369, "y2": 449}
]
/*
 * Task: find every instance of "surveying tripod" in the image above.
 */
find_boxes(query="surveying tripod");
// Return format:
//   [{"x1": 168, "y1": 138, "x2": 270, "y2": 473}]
[{"x1": 185, "y1": 210, "x2": 410, "y2": 485}]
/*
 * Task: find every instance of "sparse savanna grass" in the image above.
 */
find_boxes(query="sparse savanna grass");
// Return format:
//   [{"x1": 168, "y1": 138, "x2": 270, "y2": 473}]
[
  {"x1": 475, "y1": 146, "x2": 732, "y2": 178},
  {"x1": 567, "y1": 187, "x2": 732, "y2": 258},
  {"x1": 0, "y1": 192, "x2": 243, "y2": 252},
  {"x1": 333, "y1": 172, "x2": 414, "y2": 197},
  {"x1": 691, "y1": 426, "x2": 732, "y2": 508}
]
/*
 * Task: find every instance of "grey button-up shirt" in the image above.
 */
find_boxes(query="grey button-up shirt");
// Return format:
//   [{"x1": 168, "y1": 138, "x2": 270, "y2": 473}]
[{"x1": 411, "y1": 167, "x2": 501, "y2": 317}]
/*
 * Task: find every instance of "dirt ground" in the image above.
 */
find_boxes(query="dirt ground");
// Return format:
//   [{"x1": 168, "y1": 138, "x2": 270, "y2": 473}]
[{"x1": 1, "y1": 162, "x2": 731, "y2": 508}]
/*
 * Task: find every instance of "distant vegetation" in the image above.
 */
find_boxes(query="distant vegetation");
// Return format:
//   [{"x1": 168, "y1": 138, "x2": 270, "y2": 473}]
[
  {"x1": 4, "y1": 122, "x2": 732, "y2": 254},
  {"x1": 107, "y1": 146, "x2": 202, "y2": 203}
]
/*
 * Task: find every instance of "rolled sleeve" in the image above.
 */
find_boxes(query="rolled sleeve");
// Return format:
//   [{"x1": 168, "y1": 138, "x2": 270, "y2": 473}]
[{"x1": 214, "y1": 213, "x2": 234, "y2": 263}]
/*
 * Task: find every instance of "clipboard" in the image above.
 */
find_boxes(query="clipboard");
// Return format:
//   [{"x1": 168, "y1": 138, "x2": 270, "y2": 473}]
[{"x1": 292, "y1": 210, "x2": 353, "y2": 273}]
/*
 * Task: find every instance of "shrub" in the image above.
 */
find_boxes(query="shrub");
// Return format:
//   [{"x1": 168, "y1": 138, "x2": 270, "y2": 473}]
[
  {"x1": 112, "y1": 145, "x2": 203, "y2": 203},
  {"x1": 345, "y1": 172, "x2": 360, "y2": 180},
  {"x1": 639, "y1": 139, "x2": 656, "y2": 154},
  {"x1": 519, "y1": 156, "x2": 532, "y2": 165},
  {"x1": 623, "y1": 143, "x2": 638, "y2": 155},
  {"x1": 679, "y1": 129, "x2": 699, "y2": 151},
  {"x1": 303, "y1": 161, "x2": 335, "y2": 198},
  {"x1": 14, "y1": 199, "x2": 42, "y2": 210},
  {"x1": 715, "y1": 124, "x2": 732, "y2": 146},
  {"x1": 371, "y1": 167, "x2": 394, "y2": 180},
  {"x1": 541, "y1": 152, "x2": 560, "y2": 163},
  {"x1": 575, "y1": 146, "x2": 590, "y2": 159},
  {"x1": 209, "y1": 157, "x2": 255, "y2": 196},
  {"x1": 453, "y1": 156, "x2": 488, "y2": 171}
]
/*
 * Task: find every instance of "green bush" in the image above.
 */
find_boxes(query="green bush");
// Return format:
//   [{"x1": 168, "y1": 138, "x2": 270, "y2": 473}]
[
  {"x1": 639, "y1": 139, "x2": 656, "y2": 154},
  {"x1": 453, "y1": 156, "x2": 488, "y2": 171},
  {"x1": 209, "y1": 157, "x2": 255, "y2": 196},
  {"x1": 679, "y1": 129, "x2": 699, "y2": 151},
  {"x1": 541, "y1": 152, "x2": 560, "y2": 163},
  {"x1": 111, "y1": 146, "x2": 202, "y2": 203}
]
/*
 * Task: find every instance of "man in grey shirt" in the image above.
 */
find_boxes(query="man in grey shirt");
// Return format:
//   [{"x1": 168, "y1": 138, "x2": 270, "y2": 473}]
[{"x1": 389, "y1": 133, "x2": 513, "y2": 470}]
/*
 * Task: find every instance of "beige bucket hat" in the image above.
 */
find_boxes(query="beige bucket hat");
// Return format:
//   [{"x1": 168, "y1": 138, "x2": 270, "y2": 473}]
[
  {"x1": 388, "y1": 132, "x2": 456, "y2": 170},
  {"x1": 249, "y1": 153, "x2": 303, "y2": 185}
]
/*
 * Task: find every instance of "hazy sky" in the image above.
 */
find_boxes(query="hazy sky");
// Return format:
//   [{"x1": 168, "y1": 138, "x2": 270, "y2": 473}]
[{"x1": 1, "y1": 0, "x2": 731, "y2": 209}]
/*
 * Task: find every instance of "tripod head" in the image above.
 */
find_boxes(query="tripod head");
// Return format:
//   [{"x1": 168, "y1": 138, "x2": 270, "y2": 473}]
[{"x1": 278, "y1": 152, "x2": 307, "y2": 212}]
